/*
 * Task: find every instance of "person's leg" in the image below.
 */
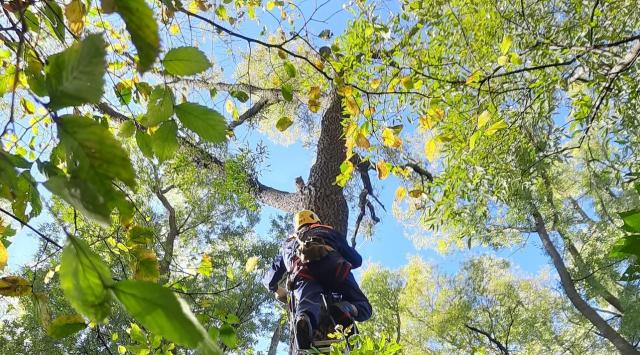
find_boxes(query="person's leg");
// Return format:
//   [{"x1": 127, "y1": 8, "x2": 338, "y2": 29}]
[
  {"x1": 333, "y1": 273, "x2": 372, "y2": 322},
  {"x1": 292, "y1": 278, "x2": 324, "y2": 349}
]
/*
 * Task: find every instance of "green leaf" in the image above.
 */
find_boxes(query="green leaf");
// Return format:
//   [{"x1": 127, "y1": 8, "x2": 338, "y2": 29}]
[
  {"x1": 114, "y1": 82, "x2": 132, "y2": 105},
  {"x1": 112, "y1": 280, "x2": 220, "y2": 353},
  {"x1": 145, "y1": 86, "x2": 175, "y2": 127},
  {"x1": 59, "y1": 236, "x2": 113, "y2": 322},
  {"x1": 46, "y1": 315, "x2": 86, "y2": 339},
  {"x1": 0, "y1": 151, "x2": 41, "y2": 221},
  {"x1": 0, "y1": 66, "x2": 17, "y2": 98},
  {"x1": 500, "y1": 35, "x2": 512, "y2": 55},
  {"x1": 175, "y1": 103, "x2": 227, "y2": 143},
  {"x1": 118, "y1": 121, "x2": 136, "y2": 138},
  {"x1": 230, "y1": 90, "x2": 249, "y2": 103},
  {"x1": 219, "y1": 324, "x2": 238, "y2": 349},
  {"x1": 113, "y1": 0, "x2": 159, "y2": 72},
  {"x1": 45, "y1": 115, "x2": 135, "y2": 223},
  {"x1": 56, "y1": 115, "x2": 136, "y2": 187},
  {"x1": 162, "y1": 47, "x2": 211, "y2": 76},
  {"x1": 281, "y1": 84, "x2": 293, "y2": 102},
  {"x1": 151, "y1": 120, "x2": 179, "y2": 162},
  {"x1": 485, "y1": 119, "x2": 508, "y2": 136},
  {"x1": 0, "y1": 276, "x2": 32, "y2": 296},
  {"x1": 620, "y1": 209, "x2": 640, "y2": 233},
  {"x1": 611, "y1": 235, "x2": 640, "y2": 257},
  {"x1": 276, "y1": 117, "x2": 293, "y2": 132},
  {"x1": 135, "y1": 129, "x2": 154, "y2": 159},
  {"x1": 45, "y1": 34, "x2": 106, "y2": 110},
  {"x1": 283, "y1": 61, "x2": 296, "y2": 78},
  {"x1": 43, "y1": 0, "x2": 65, "y2": 43},
  {"x1": 127, "y1": 226, "x2": 155, "y2": 246},
  {"x1": 131, "y1": 248, "x2": 160, "y2": 283}
]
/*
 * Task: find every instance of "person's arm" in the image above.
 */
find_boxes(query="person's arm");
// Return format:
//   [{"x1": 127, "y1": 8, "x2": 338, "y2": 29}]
[
  {"x1": 341, "y1": 243, "x2": 363, "y2": 268},
  {"x1": 262, "y1": 254, "x2": 286, "y2": 292},
  {"x1": 334, "y1": 236, "x2": 362, "y2": 268}
]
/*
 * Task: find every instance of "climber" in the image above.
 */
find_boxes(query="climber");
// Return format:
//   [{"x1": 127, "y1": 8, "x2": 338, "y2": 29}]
[{"x1": 262, "y1": 210, "x2": 372, "y2": 350}]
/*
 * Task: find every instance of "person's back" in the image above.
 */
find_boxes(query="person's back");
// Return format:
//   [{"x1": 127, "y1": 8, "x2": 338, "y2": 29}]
[{"x1": 262, "y1": 210, "x2": 372, "y2": 350}]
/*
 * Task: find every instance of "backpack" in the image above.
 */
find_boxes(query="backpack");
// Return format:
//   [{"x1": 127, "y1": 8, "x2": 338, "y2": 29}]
[{"x1": 292, "y1": 225, "x2": 352, "y2": 286}]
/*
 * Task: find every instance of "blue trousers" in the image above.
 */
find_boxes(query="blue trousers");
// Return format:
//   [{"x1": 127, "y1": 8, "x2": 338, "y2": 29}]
[{"x1": 292, "y1": 272, "x2": 372, "y2": 327}]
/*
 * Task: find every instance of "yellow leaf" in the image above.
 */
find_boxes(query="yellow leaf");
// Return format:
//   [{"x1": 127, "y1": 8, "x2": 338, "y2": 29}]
[
  {"x1": 395, "y1": 186, "x2": 407, "y2": 202},
  {"x1": 65, "y1": 0, "x2": 86, "y2": 36},
  {"x1": 428, "y1": 106, "x2": 445, "y2": 121},
  {"x1": 308, "y1": 99, "x2": 320, "y2": 113},
  {"x1": 376, "y1": 160, "x2": 391, "y2": 180},
  {"x1": 469, "y1": 130, "x2": 481, "y2": 150},
  {"x1": 424, "y1": 138, "x2": 438, "y2": 161},
  {"x1": 245, "y1": 256, "x2": 259, "y2": 273},
  {"x1": 419, "y1": 115, "x2": 433, "y2": 130},
  {"x1": 363, "y1": 106, "x2": 375, "y2": 118},
  {"x1": 0, "y1": 240, "x2": 7, "y2": 270},
  {"x1": 0, "y1": 276, "x2": 31, "y2": 296},
  {"x1": 266, "y1": 1, "x2": 275, "y2": 10},
  {"x1": 225, "y1": 99, "x2": 235, "y2": 114},
  {"x1": 436, "y1": 240, "x2": 448, "y2": 254},
  {"x1": 169, "y1": 24, "x2": 181, "y2": 35},
  {"x1": 370, "y1": 78, "x2": 381, "y2": 90},
  {"x1": 198, "y1": 254, "x2": 213, "y2": 277},
  {"x1": 308, "y1": 86, "x2": 321, "y2": 100},
  {"x1": 382, "y1": 128, "x2": 402, "y2": 148},
  {"x1": 408, "y1": 189, "x2": 423, "y2": 198},
  {"x1": 342, "y1": 85, "x2": 353, "y2": 97},
  {"x1": 344, "y1": 96, "x2": 359, "y2": 116},
  {"x1": 118, "y1": 345, "x2": 127, "y2": 354},
  {"x1": 400, "y1": 76, "x2": 413, "y2": 90},
  {"x1": 356, "y1": 134, "x2": 370, "y2": 149},
  {"x1": 485, "y1": 119, "x2": 508, "y2": 136},
  {"x1": 477, "y1": 110, "x2": 491, "y2": 128},
  {"x1": 465, "y1": 70, "x2": 481, "y2": 86},
  {"x1": 497, "y1": 55, "x2": 509, "y2": 66}
]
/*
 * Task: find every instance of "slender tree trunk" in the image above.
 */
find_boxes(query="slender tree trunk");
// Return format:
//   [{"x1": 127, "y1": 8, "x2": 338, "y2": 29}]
[
  {"x1": 155, "y1": 189, "x2": 179, "y2": 279},
  {"x1": 267, "y1": 322, "x2": 282, "y2": 355},
  {"x1": 558, "y1": 229, "x2": 624, "y2": 313},
  {"x1": 531, "y1": 205, "x2": 638, "y2": 354}
]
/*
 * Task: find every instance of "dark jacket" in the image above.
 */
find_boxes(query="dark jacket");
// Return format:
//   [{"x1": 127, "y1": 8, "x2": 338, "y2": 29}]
[{"x1": 262, "y1": 225, "x2": 362, "y2": 292}]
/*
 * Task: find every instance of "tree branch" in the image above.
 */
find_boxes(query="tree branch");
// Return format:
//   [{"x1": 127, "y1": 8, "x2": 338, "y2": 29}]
[
  {"x1": 530, "y1": 205, "x2": 638, "y2": 354},
  {"x1": 465, "y1": 323, "x2": 510, "y2": 355},
  {"x1": 155, "y1": 188, "x2": 179, "y2": 278},
  {"x1": 0, "y1": 206, "x2": 63, "y2": 249}
]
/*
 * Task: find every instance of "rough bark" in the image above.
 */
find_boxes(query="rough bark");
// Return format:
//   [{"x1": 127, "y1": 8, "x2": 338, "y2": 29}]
[
  {"x1": 531, "y1": 205, "x2": 638, "y2": 355},
  {"x1": 306, "y1": 91, "x2": 349, "y2": 234}
]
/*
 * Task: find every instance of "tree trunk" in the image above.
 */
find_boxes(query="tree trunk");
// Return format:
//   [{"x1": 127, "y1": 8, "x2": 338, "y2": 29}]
[
  {"x1": 306, "y1": 91, "x2": 349, "y2": 234},
  {"x1": 267, "y1": 322, "x2": 282, "y2": 355},
  {"x1": 531, "y1": 205, "x2": 638, "y2": 355}
]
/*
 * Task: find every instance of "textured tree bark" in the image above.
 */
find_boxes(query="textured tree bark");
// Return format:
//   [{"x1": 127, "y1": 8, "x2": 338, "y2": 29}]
[
  {"x1": 306, "y1": 91, "x2": 349, "y2": 234},
  {"x1": 531, "y1": 205, "x2": 638, "y2": 355}
]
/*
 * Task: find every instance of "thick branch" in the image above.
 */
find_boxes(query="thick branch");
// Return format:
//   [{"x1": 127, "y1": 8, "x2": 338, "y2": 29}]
[
  {"x1": 531, "y1": 206, "x2": 638, "y2": 354},
  {"x1": 251, "y1": 179, "x2": 304, "y2": 213}
]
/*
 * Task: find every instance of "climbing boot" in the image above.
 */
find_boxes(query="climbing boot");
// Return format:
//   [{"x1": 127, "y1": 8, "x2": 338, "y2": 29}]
[{"x1": 295, "y1": 313, "x2": 313, "y2": 350}]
